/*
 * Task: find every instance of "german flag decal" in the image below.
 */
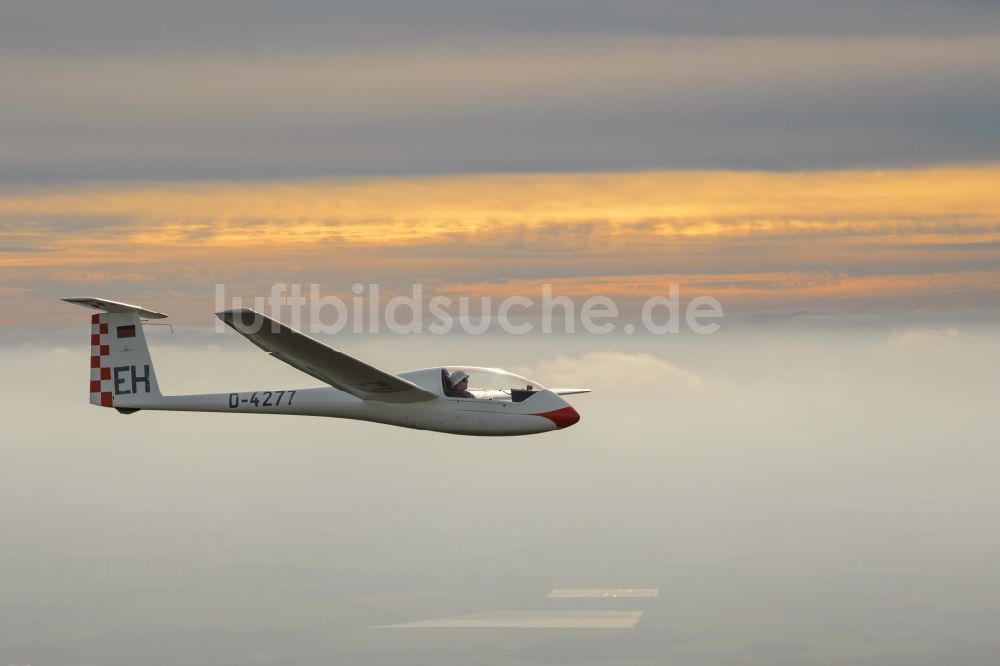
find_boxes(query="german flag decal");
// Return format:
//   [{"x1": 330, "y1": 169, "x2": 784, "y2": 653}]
[{"x1": 117, "y1": 324, "x2": 136, "y2": 338}]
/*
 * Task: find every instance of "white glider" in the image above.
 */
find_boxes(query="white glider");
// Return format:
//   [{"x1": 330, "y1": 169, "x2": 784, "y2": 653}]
[{"x1": 65, "y1": 297, "x2": 588, "y2": 436}]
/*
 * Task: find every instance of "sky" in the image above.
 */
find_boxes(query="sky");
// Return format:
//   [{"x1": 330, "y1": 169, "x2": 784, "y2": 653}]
[
  {"x1": 2, "y1": 1, "x2": 1000, "y2": 663},
  {"x1": 2, "y1": 1, "x2": 999, "y2": 323}
]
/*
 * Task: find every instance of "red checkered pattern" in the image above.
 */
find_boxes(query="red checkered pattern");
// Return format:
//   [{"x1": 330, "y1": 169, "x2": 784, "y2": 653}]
[{"x1": 89, "y1": 313, "x2": 113, "y2": 407}]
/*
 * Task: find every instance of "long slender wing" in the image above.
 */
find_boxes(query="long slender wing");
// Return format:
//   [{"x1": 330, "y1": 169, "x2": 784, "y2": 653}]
[
  {"x1": 548, "y1": 388, "x2": 592, "y2": 396},
  {"x1": 217, "y1": 308, "x2": 436, "y2": 404}
]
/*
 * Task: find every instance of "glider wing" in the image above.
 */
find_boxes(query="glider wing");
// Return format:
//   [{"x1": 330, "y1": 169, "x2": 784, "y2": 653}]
[{"x1": 217, "y1": 308, "x2": 437, "y2": 404}]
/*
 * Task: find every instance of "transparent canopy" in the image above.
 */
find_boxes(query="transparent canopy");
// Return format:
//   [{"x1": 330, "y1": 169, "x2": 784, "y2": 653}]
[{"x1": 442, "y1": 366, "x2": 545, "y2": 402}]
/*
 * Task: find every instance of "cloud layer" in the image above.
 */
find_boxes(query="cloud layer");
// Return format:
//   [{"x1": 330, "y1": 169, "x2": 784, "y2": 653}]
[
  {"x1": 2, "y1": 36, "x2": 998, "y2": 179},
  {"x1": 2, "y1": 166, "x2": 998, "y2": 325}
]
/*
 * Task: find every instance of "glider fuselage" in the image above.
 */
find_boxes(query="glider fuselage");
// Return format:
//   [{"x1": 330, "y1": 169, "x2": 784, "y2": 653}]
[{"x1": 142, "y1": 373, "x2": 578, "y2": 436}]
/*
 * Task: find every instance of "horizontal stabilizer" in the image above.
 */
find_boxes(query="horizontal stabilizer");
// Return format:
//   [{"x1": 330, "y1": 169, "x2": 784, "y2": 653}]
[{"x1": 62, "y1": 297, "x2": 168, "y2": 319}]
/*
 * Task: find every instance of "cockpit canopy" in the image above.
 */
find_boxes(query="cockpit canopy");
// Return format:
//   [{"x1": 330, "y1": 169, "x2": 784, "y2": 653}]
[{"x1": 442, "y1": 366, "x2": 545, "y2": 402}]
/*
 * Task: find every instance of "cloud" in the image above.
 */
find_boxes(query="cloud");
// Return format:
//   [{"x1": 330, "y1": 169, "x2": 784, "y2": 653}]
[
  {"x1": 3, "y1": 166, "x2": 1000, "y2": 249},
  {"x1": 52, "y1": 270, "x2": 149, "y2": 282},
  {"x1": 515, "y1": 351, "x2": 708, "y2": 394},
  {"x1": 888, "y1": 327, "x2": 965, "y2": 346},
  {"x1": 1, "y1": 36, "x2": 999, "y2": 179},
  {"x1": 1, "y1": 1, "x2": 995, "y2": 58},
  {"x1": 2, "y1": 166, "x2": 999, "y2": 325},
  {"x1": 440, "y1": 271, "x2": 1000, "y2": 302}
]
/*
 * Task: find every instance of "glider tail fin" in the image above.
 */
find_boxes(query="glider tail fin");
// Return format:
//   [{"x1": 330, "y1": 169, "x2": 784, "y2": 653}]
[{"x1": 64, "y1": 298, "x2": 167, "y2": 410}]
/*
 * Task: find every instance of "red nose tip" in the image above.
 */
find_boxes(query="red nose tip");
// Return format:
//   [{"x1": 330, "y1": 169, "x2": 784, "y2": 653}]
[{"x1": 537, "y1": 406, "x2": 581, "y2": 429}]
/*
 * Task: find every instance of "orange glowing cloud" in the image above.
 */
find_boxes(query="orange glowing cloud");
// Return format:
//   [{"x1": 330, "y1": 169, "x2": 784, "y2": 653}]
[
  {"x1": 1, "y1": 166, "x2": 999, "y2": 324},
  {"x1": 438, "y1": 271, "x2": 1000, "y2": 303},
  {"x1": 2, "y1": 166, "x2": 1000, "y2": 254}
]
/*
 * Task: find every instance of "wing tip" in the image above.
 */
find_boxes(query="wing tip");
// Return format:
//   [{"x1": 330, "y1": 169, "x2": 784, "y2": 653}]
[
  {"x1": 215, "y1": 307, "x2": 257, "y2": 316},
  {"x1": 215, "y1": 307, "x2": 260, "y2": 327}
]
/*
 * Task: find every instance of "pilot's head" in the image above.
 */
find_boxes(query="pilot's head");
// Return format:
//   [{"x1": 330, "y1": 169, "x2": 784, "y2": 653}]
[{"x1": 451, "y1": 370, "x2": 470, "y2": 389}]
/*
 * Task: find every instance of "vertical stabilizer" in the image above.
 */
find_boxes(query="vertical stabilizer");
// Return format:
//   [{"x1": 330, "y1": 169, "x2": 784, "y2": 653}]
[{"x1": 66, "y1": 298, "x2": 166, "y2": 410}]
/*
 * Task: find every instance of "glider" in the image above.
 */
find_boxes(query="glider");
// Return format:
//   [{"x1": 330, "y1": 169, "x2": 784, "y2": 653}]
[{"x1": 64, "y1": 297, "x2": 587, "y2": 436}]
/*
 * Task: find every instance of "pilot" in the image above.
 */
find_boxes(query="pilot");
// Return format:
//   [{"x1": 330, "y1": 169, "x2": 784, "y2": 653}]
[{"x1": 446, "y1": 370, "x2": 475, "y2": 398}]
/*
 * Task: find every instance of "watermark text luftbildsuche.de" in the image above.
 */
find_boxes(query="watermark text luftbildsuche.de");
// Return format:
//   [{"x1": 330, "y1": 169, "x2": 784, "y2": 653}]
[{"x1": 214, "y1": 283, "x2": 723, "y2": 336}]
